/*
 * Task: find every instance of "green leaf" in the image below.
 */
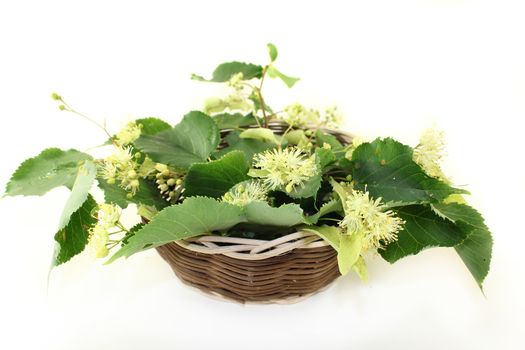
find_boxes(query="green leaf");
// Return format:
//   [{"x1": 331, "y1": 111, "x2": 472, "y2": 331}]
[
  {"x1": 267, "y1": 66, "x2": 300, "y2": 88},
  {"x1": 192, "y1": 62, "x2": 263, "y2": 82},
  {"x1": 338, "y1": 232, "x2": 364, "y2": 275},
  {"x1": 380, "y1": 205, "x2": 468, "y2": 263},
  {"x1": 267, "y1": 43, "x2": 278, "y2": 62},
  {"x1": 304, "y1": 198, "x2": 343, "y2": 224},
  {"x1": 239, "y1": 128, "x2": 280, "y2": 144},
  {"x1": 97, "y1": 178, "x2": 168, "y2": 210},
  {"x1": 5, "y1": 148, "x2": 92, "y2": 196},
  {"x1": 287, "y1": 171, "x2": 322, "y2": 199},
  {"x1": 53, "y1": 194, "x2": 98, "y2": 266},
  {"x1": 351, "y1": 138, "x2": 467, "y2": 204},
  {"x1": 135, "y1": 117, "x2": 171, "y2": 135},
  {"x1": 212, "y1": 113, "x2": 258, "y2": 129},
  {"x1": 244, "y1": 201, "x2": 305, "y2": 227},
  {"x1": 352, "y1": 256, "x2": 369, "y2": 282},
  {"x1": 215, "y1": 131, "x2": 276, "y2": 162},
  {"x1": 57, "y1": 161, "x2": 97, "y2": 230},
  {"x1": 301, "y1": 225, "x2": 341, "y2": 251},
  {"x1": 431, "y1": 203, "x2": 492, "y2": 289},
  {"x1": 134, "y1": 111, "x2": 220, "y2": 169},
  {"x1": 315, "y1": 147, "x2": 337, "y2": 170},
  {"x1": 184, "y1": 151, "x2": 250, "y2": 198},
  {"x1": 107, "y1": 197, "x2": 245, "y2": 263},
  {"x1": 316, "y1": 130, "x2": 344, "y2": 151}
]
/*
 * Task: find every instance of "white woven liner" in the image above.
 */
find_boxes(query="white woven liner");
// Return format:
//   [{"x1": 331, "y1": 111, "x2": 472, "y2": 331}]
[{"x1": 176, "y1": 231, "x2": 330, "y2": 260}]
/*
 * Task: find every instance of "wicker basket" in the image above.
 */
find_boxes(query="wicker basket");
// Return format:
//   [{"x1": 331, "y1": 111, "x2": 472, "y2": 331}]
[{"x1": 156, "y1": 121, "x2": 352, "y2": 303}]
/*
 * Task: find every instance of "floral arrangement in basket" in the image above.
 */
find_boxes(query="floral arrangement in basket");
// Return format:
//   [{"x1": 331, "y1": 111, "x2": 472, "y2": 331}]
[{"x1": 3, "y1": 44, "x2": 492, "y2": 300}]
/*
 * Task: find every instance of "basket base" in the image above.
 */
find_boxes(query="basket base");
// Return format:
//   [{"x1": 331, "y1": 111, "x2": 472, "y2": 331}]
[{"x1": 156, "y1": 242, "x2": 340, "y2": 304}]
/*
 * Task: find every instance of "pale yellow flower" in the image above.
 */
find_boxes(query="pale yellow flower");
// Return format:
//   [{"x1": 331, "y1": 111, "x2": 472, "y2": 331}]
[
  {"x1": 340, "y1": 188, "x2": 404, "y2": 251},
  {"x1": 97, "y1": 203, "x2": 121, "y2": 227},
  {"x1": 252, "y1": 147, "x2": 318, "y2": 193},
  {"x1": 88, "y1": 225, "x2": 110, "y2": 258},
  {"x1": 222, "y1": 180, "x2": 268, "y2": 206},
  {"x1": 413, "y1": 127, "x2": 449, "y2": 182},
  {"x1": 281, "y1": 103, "x2": 320, "y2": 127},
  {"x1": 115, "y1": 121, "x2": 141, "y2": 145}
]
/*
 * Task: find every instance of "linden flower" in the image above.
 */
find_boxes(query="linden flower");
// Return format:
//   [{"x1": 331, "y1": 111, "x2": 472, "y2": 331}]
[
  {"x1": 88, "y1": 224, "x2": 110, "y2": 258},
  {"x1": 99, "y1": 146, "x2": 140, "y2": 196},
  {"x1": 97, "y1": 203, "x2": 121, "y2": 227},
  {"x1": 252, "y1": 147, "x2": 318, "y2": 193},
  {"x1": 413, "y1": 127, "x2": 449, "y2": 182},
  {"x1": 340, "y1": 189, "x2": 405, "y2": 251},
  {"x1": 321, "y1": 106, "x2": 343, "y2": 128},
  {"x1": 115, "y1": 121, "x2": 141, "y2": 145},
  {"x1": 203, "y1": 72, "x2": 253, "y2": 115},
  {"x1": 281, "y1": 103, "x2": 320, "y2": 127},
  {"x1": 222, "y1": 180, "x2": 268, "y2": 206}
]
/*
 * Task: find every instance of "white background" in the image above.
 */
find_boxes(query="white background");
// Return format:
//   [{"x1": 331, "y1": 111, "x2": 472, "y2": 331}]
[{"x1": 1, "y1": 1, "x2": 524, "y2": 349}]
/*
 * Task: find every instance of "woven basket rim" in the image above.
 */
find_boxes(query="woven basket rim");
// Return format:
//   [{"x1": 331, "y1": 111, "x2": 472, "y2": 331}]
[{"x1": 176, "y1": 230, "x2": 332, "y2": 261}]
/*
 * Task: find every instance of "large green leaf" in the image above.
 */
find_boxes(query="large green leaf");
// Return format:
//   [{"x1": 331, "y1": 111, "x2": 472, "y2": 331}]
[
  {"x1": 432, "y1": 203, "x2": 492, "y2": 289},
  {"x1": 134, "y1": 111, "x2": 220, "y2": 169},
  {"x1": 244, "y1": 201, "x2": 305, "y2": 227},
  {"x1": 192, "y1": 62, "x2": 263, "y2": 82},
  {"x1": 5, "y1": 148, "x2": 92, "y2": 196},
  {"x1": 97, "y1": 178, "x2": 168, "y2": 210},
  {"x1": 107, "y1": 197, "x2": 245, "y2": 263},
  {"x1": 53, "y1": 194, "x2": 98, "y2": 266},
  {"x1": 212, "y1": 113, "x2": 258, "y2": 129},
  {"x1": 57, "y1": 161, "x2": 97, "y2": 230},
  {"x1": 184, "y1": 151, "x2": 250, "y2": 198},
  {"x1": 380, "y1": 205, "x2": 468, "y2": 263},
  {"x1": 351, "y1": 138, "x2": 467, "y2": 204},
  {"x1": 338, "y1": 232, "x2": 364, "y2": 275},
  {"x1": 135, "y1": 117, "x2": 171, "y2": 135}
]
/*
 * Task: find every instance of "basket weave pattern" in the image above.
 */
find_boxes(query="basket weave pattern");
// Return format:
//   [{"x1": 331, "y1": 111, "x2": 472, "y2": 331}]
[
  {"x1": 156, "y1": 122, "x2": 351, "y2": 303},
  {"x1": 156, "y1": 232, "x2": 340, "y2": 303}
]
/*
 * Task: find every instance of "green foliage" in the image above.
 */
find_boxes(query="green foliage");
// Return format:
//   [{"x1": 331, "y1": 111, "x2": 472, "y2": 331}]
[
  {"x1": 432, "y1": 203, "x2": 492, "y2": 289},
  {"x1": 5, "y1": 148, "x2": 92, "y2": 196},
  {"x1": 214, "y1": 131, "x2": 276, "y2": 162},
  {"x1": 212, "y1": 113, "x2": 258, "y2": 129},
  {"x1": 244, "y1": 201, "x2": 305, "y2": 227},
  {"x1": 267, "y1": 66, "x2": 300, "y2": 88},
  {"x1": 239, "y1": 128, "x2": 280, "y2": 145},
  {"x1": 134, "y1": 111, "x2": 220, "y2": 169},
  {"x1": 57, "y1": 161, "x2": 97, "y2": 230},
  {"x1": 97, "y1": 178, "x2": 168, "y2": 210},
  {"x1": 192, "y1": 62, "x2": 263, "y2": 82},
  {"x1": 380, "y1": 205, "x2": 468, "y2": 263},
  {"x1": 107, "y1": 197, "x2": 246, "y2": 263},
  {"x1": 53, "y1": 194, "x2": 98, "y2": 266},
  {"x1": 267, "y1": 43, "x2": 278, "y2": 62},
  {"x1": 338, "y1": 232, "x2": 364, "y2": 275},
  {"x1": 315, "y1": 130, "x2": 344, "y2": 151},
  {"x1": 351, "y1": 138, "x2": 467, "y2": 205},
  {"x1": 184, "y1": 151, "x2": 250, "y2": 198},
  {"x1": 135, "y1": 117, "x2": 172, "y2": 135}
]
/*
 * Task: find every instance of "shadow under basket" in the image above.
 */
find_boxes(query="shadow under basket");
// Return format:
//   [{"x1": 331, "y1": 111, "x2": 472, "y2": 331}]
[{"x1": 156, "y1": 232, "x2": 341, "y2": 303}]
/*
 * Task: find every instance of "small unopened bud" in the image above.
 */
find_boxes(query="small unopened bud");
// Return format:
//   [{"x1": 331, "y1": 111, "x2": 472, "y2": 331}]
[
  {"x1": 167, "y1": 178, "x2": 176, "y2": 186},
  {"x1": 58, "y1": 104, "x2": 66, "y2": 111},
  {"x1": 323, "y1": 142, "x2": 331, "y2": 150},
  {"x1": 129, "y1": 179, "x2": 140, "y2": 188},
  {"x1": 285, "y1": 183, "x2": 294, "y2": 193},
  {"x1": 161, "y1": 169, "x2": 170, "y2": 177},
  {"x1": 127, "y1": 170, "x2": 137, "y2": 179},
  {"x1": 51, "y1": 92, "x2": 62, "y2": 101},
  {"x1": 159, "y1": 184, "x2": 169, "y2": 192},
  {"x1": 175, "y1": 179, "x2": 183, "y2": 186},
  {"x1": 107, "y1": 178, "x2": 116, "y2": 185},
  {"x1": 134, "y1": 152, "x2": 142, "y2": 159}
]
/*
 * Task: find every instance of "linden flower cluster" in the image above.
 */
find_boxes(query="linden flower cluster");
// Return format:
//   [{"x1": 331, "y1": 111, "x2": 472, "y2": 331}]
[
  {"x1": 99, "y1": 146, "x2": 141, "y2": 197},
  {"x1": 204, "y1": 72, "x2": 253, "y2": 115},
  {"x1": 222, "y1": 180, "x2": 268, "y2": 206},
  {"x1": 413, "y1": 127, "x2": 448, "y2": 182},
  {"x1": 340, "y1": 188, "x2": 405, "y2": 251},
  {"x1": 88, "y1": 204, "x2": 121, "y2": 258},
  {"x1": 154, "y1": 163, "x2": 184, "y2": 202},
  {"x1": 280, "y1": 104, "x2": 342, "y2": 128},
  {"x1": 115, "y1": 121, "x2": 141, "y2": 145},
  {"x1": 252, "y1": 147, "x2": 318, "y2": 193}
]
